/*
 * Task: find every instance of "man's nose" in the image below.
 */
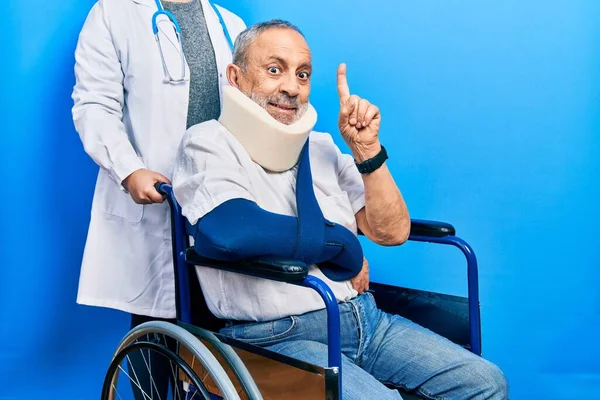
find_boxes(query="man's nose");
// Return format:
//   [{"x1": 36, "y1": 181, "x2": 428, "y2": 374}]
[{"x1": 279, "y1": 72, "x2": 300, "y2": 97}]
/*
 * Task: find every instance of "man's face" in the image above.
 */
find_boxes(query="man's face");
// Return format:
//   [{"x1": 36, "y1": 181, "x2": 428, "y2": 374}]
[{"x1": 233, "y1": 28, "x2": 312, "y2": 125}]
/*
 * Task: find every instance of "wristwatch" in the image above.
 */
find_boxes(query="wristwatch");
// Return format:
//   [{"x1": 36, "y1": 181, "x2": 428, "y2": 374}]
[{"x1": 355, "y1": 145, "x2": 388, "y2": 174}]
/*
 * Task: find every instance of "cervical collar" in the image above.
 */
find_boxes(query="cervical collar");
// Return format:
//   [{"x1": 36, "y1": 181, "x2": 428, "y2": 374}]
[{"x1": 218, "y1": 85, "x2": 318, "y2": 172}]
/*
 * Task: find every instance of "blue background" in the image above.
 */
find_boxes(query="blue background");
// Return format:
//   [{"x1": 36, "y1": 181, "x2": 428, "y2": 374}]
[{"x1": 1, "y1": 0, "x2": 598, "y2": 398}]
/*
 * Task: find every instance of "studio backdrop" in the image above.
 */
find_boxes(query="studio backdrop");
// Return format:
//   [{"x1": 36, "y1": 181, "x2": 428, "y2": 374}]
[{"x1": 1, "y1": 0, "x2": 598, "y2": 399}]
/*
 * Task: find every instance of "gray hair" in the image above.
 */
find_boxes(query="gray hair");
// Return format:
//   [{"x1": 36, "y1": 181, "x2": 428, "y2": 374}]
[{"x1": 232, "y1": 20, "x2": 305, "y2": 71}]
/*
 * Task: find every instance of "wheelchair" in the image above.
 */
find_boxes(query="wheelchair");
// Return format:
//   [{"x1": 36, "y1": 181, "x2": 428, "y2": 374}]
[{"x1": 101, "y1": 182, "x2": 482, "y2": 400}]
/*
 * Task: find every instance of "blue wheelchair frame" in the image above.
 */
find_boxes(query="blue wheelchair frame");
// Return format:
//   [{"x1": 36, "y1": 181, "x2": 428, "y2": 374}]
[{"x1": 157, "y1": 183, "x2": 482, "y2": 398}]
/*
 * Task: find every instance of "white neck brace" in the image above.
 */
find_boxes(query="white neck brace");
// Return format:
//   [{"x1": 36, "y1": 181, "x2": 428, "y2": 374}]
[{"x1": 218, "y1": 85, "x2": 318, "y2": 172}]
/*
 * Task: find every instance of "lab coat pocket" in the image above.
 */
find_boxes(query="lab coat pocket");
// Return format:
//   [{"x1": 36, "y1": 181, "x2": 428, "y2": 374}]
[{"x1": 96, "y1": 168, "x2": 144, "y2": 224}]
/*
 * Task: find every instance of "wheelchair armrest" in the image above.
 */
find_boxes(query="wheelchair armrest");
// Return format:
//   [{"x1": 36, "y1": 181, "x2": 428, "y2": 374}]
[
  {"x1": 358, "y1": 219, "x2": 456, "y2": 238},
  {"x1": 185, "y1": 248, "x2": 309, "y2": 283},
  {"x1": 410, "y1": 219, "x2": 456, "y2": 238}
]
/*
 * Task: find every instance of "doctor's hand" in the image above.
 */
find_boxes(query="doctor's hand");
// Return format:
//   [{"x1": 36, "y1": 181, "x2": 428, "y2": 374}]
[
  {"x1": 351, "y1": 257, "x2": 370, "y2": 294},
  {"x1": 337, "y1": 63, "x2": 382, "y2": 162},
  {"x1": 122, "y1": 169, "x2": 170, "y2": 204}
]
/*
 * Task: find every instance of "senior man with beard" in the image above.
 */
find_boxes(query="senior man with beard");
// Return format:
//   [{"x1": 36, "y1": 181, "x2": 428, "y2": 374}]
[{"x1": 172, "y1": 20, "x2": 508, "y2": 400}]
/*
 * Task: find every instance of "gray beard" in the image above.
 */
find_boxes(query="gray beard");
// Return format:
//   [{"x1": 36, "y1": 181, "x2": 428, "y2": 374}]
[{"x1": 248, "y1": 91, "x2": 308, "y2": 125}]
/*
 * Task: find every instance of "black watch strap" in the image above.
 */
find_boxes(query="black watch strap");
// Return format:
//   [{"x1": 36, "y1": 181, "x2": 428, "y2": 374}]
[{"x1": 355, "y1": 145, "x2": 388, "y2": 174}]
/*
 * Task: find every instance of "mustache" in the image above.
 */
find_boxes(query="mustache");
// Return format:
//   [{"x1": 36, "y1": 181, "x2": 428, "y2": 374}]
[{"x1": 266, "y1": 94, "x2": 301, "y2": 108}]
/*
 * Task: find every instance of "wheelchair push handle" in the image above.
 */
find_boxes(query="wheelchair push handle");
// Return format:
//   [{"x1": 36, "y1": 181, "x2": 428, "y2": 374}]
[{"x1": 154, "y1": 181, "x2": 169, "y2": 198}]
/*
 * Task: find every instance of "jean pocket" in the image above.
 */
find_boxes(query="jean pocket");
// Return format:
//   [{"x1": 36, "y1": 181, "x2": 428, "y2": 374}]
[
  {"x1": 233, "y1": 317, "x2": 297, "y2": 346},
  {"x1": 365, "y1": 291, "x2": 376, "y2": 302}
]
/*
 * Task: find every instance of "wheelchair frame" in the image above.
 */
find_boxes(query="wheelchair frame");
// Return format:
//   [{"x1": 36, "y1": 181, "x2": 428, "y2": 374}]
[{"x1": 154, "y1": 182, "x2": 482, "y2": 399}]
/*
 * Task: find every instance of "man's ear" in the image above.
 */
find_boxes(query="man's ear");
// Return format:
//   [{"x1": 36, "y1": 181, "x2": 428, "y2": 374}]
[{"x1": 226, "y1": 64, "x2": 242, "y2": 88}]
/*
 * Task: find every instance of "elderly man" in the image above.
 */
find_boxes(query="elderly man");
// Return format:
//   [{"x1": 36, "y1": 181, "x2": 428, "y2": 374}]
[{"x1": 173, "y1": 20, "x2": 508, "y2": 400}]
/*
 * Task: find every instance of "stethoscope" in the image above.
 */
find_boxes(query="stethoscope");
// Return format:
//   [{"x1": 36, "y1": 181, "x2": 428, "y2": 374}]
[{"x1": 151, "y1": 0, "x2": 235, "y2": 84}]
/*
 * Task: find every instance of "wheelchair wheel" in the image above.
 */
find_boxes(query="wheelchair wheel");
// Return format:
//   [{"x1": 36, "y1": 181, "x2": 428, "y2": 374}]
[{"x1": 101, "y1": 321, "x2": 242, "y2": 400}]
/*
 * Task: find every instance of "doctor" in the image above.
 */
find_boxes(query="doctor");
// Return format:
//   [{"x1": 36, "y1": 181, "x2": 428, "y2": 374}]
[{"x1": 71, "y1": 0, "x2": 245, "y2": 397}]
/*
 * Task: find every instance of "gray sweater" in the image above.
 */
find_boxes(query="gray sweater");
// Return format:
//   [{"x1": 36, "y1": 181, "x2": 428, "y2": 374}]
[{"x1": 163, "y1": 0, "x2": 220, "y2": 129}]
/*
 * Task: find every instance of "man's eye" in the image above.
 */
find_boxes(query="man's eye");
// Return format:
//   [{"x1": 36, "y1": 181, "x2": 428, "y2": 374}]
[
  {"x1": 268, "y1": 67, "x2": 280, "y2": 74},
  {"x1": 298, "y1": 72, "x2": 310, "y2": 79}
]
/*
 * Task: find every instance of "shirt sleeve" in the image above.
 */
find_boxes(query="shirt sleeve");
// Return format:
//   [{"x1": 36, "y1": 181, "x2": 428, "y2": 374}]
[
  {"x1": 71, "y1": 0, "x2": 145, "y2": 189},
  {"x1": 173, "y1": 122, "x2": 255, "y2": 225}
]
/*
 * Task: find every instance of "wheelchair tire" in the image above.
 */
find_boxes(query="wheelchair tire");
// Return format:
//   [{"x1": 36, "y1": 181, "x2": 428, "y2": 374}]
[
  {"x1": 102, "y1": 321, "x2": 242, "y2": 400},
  {"x1": 191, "y1": 327, "x2": 263, "y2": 400}
]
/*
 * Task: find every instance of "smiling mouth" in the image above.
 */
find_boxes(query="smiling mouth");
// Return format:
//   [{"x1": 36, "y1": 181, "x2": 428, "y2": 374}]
[{"x1": 268, "y1": 103, "x2": 297, "y2": 113}]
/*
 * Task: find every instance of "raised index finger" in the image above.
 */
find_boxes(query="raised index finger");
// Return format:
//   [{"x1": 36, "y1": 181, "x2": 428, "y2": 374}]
[{"x1": 337, "y1": 63, "x2": 350, "y2": 102}]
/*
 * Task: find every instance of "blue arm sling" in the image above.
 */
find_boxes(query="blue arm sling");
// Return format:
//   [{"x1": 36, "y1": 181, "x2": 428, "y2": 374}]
[{"x1": 188, "y1": 141, "x2": 364, "y2": 281}]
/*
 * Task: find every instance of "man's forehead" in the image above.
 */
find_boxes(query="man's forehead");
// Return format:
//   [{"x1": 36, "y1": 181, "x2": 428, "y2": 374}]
[{"x1": 251, "y1": 29, "x2": 311, "y2": 63}]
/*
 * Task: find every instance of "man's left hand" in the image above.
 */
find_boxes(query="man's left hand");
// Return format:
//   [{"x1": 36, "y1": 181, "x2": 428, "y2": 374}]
[
  {"x1": 337, "y1": 63, "x2": 382, "y2": 162},
  {"x1": 351, "y1": 258, "x2": 370, "y2": 294}
]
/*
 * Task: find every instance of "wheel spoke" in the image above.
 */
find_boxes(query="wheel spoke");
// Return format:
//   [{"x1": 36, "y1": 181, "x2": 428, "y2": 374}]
[
  {"x1": 188, "y1": 386, "x2": 199, "y2": 400},
  {"x1": 170, "y1": 357, "x2": 181, "y2": 400},
  {"x1": 105, "y1": 326, "x2": 228, "y2": 400},
  {"x1": 159, "y1": 340, "x2": 182, "y2": 400},
  {"x1": 111, "y1": 384, "x2": 124, "y2": 400},
  {"x1": 119, "y1": 362, "x2": 153, "y2": 400},
  {"x1": 139, "y1": 345, "x2": 163, "y2": 400}
]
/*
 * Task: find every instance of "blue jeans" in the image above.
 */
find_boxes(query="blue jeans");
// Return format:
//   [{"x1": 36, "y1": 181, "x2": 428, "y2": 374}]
[{"x1": 220, "y1": 293, "x2": 508, "y2": 400}]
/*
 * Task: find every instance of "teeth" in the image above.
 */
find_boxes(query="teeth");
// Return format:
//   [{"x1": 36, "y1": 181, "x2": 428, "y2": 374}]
[{"x1": 270, "y1": 103, "x2": 295, "y2": 111}]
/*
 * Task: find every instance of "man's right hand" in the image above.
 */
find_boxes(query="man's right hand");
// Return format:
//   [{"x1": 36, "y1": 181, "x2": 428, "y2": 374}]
[
  {"x1": 351, "y1": 257, "x2": 370, "y2": 294},
  {"x1": 122, "y1": 169, "x2": 170, "y2": 204}
]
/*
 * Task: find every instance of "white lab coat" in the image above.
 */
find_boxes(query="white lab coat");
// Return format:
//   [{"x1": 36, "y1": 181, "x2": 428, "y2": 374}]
[{"x1": 71, "y1": 0, "x2": 246, "y2": 318}]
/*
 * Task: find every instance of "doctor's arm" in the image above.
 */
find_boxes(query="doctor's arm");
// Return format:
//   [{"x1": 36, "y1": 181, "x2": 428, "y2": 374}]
[
  {"x1": 336, "y1": 64, "x2": 410, "y2": 245},
  {"x1": 72, "y1": 1, "x2": 166, "y2": 203}
]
